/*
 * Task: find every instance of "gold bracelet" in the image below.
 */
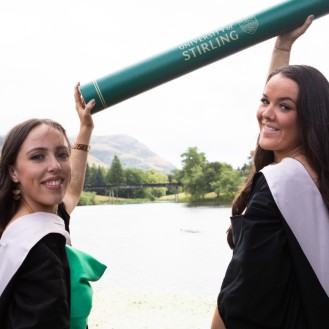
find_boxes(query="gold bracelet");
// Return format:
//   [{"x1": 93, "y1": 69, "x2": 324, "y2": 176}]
[{"x1": 71, "y1": 142, "x2": 91, "y2": 152}]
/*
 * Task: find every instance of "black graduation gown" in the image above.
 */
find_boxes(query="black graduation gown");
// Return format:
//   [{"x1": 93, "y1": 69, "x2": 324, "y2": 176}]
[
  {"x1": 0, "y1": 204, "x2": 71, "y2": 329},
  {"x1": 218, "y1": 159, "x2": 329, "y2": 329}
]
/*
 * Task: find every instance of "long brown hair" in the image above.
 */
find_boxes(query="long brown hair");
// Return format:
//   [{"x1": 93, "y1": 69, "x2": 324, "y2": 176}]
[
  {"x1": 227, "y1": 65, "x2": 329, "y2": 247},
  {"x1": 0, "y1": 118, "x2": 70, "y2": 237}
]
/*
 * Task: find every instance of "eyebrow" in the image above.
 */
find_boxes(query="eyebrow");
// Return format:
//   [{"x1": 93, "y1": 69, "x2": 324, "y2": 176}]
[
  {"x1": 263, "y1": 93, "x2": 297, "y2": 104},
  {"x1": 26, "y1": 146, "x2": 69, "y2": 155}
]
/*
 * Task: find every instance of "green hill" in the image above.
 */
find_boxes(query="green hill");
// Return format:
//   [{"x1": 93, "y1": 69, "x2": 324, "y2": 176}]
[{"x1": 88, "y1": 135, "x2": 176, "y2": 174}]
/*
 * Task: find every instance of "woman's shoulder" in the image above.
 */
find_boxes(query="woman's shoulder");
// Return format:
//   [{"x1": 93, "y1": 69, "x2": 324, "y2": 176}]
[
  {"x1": 261, "y1": 158, "x2": 314, "y2": 191},
  {"x1": 0, "y1": 213, "x2": 70, "y2": 295},
  {"x1": 1, "y1": 212, "x2": 70, "y2": 247},
  {"x1": 251, "y1": 170, "x2": 270, "y2": 194},
  {"x1": 32, "y1": 233, "x2": 66, "y2": 251},
  {"x1": 25, "y1": 234, "x2": 67, "y2": 267},
  {"x1": 261, "y1": 158, "x2": 308, "y2": 179}
]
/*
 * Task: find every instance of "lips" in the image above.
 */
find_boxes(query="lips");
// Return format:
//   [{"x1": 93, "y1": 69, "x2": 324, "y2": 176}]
[
  {"x1": 42, "y1": 177, "x2": 64, "y2": 189},
  {"x1": 262, "y1": 123, "x2": 279, "y2": 133}
]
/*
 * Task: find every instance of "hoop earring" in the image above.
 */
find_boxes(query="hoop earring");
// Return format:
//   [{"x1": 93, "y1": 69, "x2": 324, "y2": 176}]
[{"x1": 12, "y1": 188, "x2": 21, "y2": 200}]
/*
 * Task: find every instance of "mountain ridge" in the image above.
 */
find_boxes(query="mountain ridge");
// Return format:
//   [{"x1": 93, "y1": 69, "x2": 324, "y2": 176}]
[{"x1": 82, "y1": 134, "x2": 176, "y2": 174}]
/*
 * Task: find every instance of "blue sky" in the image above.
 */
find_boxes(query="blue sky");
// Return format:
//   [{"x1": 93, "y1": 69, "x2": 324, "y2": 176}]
[{"x1": 1, "y1": 0, "x2": 329, "y2": 168}]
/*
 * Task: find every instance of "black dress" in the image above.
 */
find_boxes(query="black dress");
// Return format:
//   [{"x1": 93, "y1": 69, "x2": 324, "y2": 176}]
[
  {"x1": 218, "y1": 165, "x2": 329, "y2": 328},
  {"x1": 0, "y1": 203, "x2": 71, "y2": 329}
]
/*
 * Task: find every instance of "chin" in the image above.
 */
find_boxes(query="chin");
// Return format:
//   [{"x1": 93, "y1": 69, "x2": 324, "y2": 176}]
[
  {"x1": 259, "y1": 144, "x2": 272, "y2": 151},
  {"x1": 44, "y1": 197, "x2": 65, "y2": 208}
]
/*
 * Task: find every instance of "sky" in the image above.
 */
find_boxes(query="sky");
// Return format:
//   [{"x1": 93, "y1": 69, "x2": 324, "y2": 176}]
[{"x1": 1, "y1": 0, "x2": 329, "y2": 169}]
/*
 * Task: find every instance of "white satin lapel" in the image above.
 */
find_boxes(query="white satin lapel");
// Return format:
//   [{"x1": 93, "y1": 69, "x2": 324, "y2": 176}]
[
  {"x1": 0, "y1": 212, "x2": 71, "y2": 296},
  {"x1": 262, "y1": 158, "x2": 329, "y2": 297}
]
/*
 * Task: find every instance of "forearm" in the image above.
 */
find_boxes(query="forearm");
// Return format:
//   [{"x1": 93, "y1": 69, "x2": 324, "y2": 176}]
[
  {"x1": 63, "y1": 83, "x2": 95, "y2": 214},
  {"x1": 211, "y1": 307, "x2": 226, "y2": 329},
  {"x1": 267, "y1": 45, "x2": 291, "y2": 77},
  {"x1": 267, "y1": 15, "x2": 313, "y2": 79},
  {"x1": 65, "y1": 124, "x2": 93, "y2": 213}
]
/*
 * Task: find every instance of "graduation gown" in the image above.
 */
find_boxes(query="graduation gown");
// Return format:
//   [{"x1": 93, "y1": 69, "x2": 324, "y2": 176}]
[
  {"x1": 218, "y1": 158, "x2": 329, "y2": 328},
  {"x1": 0, "y1": 212, "x2": 71, "y2": 329}
]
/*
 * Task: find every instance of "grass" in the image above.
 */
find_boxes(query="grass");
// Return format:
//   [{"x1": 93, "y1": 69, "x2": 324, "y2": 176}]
[{"x1": 93, "y1": 192, "x2": 232, "y2": 207}]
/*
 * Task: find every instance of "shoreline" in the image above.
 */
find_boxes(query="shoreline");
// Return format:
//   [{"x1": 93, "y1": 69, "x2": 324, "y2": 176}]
[{"x1": 89, "y1": 286, "x2": 217, "y2": 329}]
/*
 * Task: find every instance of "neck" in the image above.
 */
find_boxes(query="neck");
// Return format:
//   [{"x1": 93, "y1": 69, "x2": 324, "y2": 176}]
[
  {"x1": 274, "y1": 147, "x2": 303, "y2": 163},
  {"x1": 20, "y1": 197, "x2": 35, "y2": 215},
  {"x1": 290, "y1": 149, "x2": 303, "y2": 159}
]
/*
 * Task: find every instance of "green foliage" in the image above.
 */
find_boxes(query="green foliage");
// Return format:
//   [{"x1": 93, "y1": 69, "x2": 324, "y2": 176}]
[
  {"x1": 205, "y1": 162, "x2": 231, "y2": 192},
  {"x1": 82, "y1": 144, "x2": 252, "y2": 204},
  {"x1": 84, "y1": 163, "x2": 92, "y2": 186},
  {"x1": 180, "y1": 147, "x2": 207, "y2": 201},
  {"x1": 180, "y1": 147, "x2": 208, "y2": 201},
  {"x1": 107, "y1": 155, "x2": 126, "y2": 184},
  {"x1": 167, "y1": 168, "x2": 183, "y2": 195},
  {"x1": 184, "y1": 164, "x2": 208, "y2": 201},
  {"x1": 124, "y1": 168, "x2": 145, "y2": 184},
  {"x1": 106, "y1": 155, "x2": 126, "y2": 197},
  {"x1": 239, "y1": 150, "x2": 253, "y2": 178},
  {"x1": 124, "y1": 168, "x2": 146, "y2": 198},
  {"x1": 84, "y1": 163, "x2": 106, "y2": 195},
  {"x1": 210, "y1": 180, "x2": 222, "y2": 198},
  {"x1": 179, "y1": 147, "x2": 247, "y2": 203},
  {"x1": 211, "y1": 168, "x2": 245, "y2": 201},
  {"x1": 144, "y1": 169, "x2": 168, "y2": 198},
  {"x1": 180, "y1": 147, "x2": 207, "y2": 177},
  {"x1": 79, "y1": 191, "x2": 97, "y2": 205},
  {"x1": 95, "y1": 166, "x2": 105, "y2": 186}
]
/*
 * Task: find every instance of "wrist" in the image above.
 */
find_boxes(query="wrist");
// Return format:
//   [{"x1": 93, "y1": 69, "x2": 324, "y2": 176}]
[
  {"x1": 274, "y1": 46, "x2": 290, "y2": 53},
  {"x1": 75, "y1": 127, "x2": 93, "y2": 145},
  {"x1": 79, "y1": 122, "x2": 94, "y2": 131},
  {"x1": 71, "y1": 142, "x2": 91, "y2": 152}
]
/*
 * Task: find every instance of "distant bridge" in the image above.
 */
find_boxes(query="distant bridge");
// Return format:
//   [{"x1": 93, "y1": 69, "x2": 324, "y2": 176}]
[{"x1": 84, "y1": 183, "x2": 183, "y2": 202}]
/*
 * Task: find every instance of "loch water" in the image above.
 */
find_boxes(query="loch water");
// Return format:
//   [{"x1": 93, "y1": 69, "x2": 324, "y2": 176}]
[{"x1": 71, "y1": 203, "x2": 232, "y2": 296}]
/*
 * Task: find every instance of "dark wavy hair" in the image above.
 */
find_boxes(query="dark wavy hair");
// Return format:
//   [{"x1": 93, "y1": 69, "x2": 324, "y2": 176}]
[
  {"x1": 0, "y1": 118, "x2": 70, "y2": 237},
  {"x1": 227, "y1": 65, "x2": 329, "y2": 248}
]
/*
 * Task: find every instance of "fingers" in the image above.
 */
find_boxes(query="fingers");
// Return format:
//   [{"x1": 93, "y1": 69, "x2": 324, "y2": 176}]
[
  {"x1": 288, "y1": 14, "x2": 313, "y2": 42},
  {"x1": 74, "y1": 82, "x2": 84, "y2": 105},
  {"x1": 74, "y1": 82, "x2": 80, "y2": 99},
  {"x1": 298, "y1": 15, "x2": 314, "y2": 35},
  {"x1": 84, "y1": 99, "x2": 96, "y2": 112},
  {"x1": 275, "y1": 14, "x2": 313, "y2": 51},
  {"x1": 74, "y1": 82, "x2": 95, "y2": 110}
]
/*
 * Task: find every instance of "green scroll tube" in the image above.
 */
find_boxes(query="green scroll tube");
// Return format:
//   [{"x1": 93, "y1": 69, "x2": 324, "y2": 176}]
[{"x1": 79, "y1": 0, "x2": 329, "y2": 114}]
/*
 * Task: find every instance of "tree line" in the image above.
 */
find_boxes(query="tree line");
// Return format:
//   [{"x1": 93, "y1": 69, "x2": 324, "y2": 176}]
[{"x1": 81, "y1": 147, "x2": 252, "y2": 204}]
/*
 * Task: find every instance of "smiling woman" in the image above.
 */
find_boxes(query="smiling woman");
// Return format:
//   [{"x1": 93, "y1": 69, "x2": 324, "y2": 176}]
[
  {"x1": 257, "y1": 73, "x2": 300, "y2": 162},
  {"x1": 0, "y1": 119, "x2": 73, "y2": 328},
  {"x1": 0, "y1": 119, "x2": 71, "y2": 227},
  {"x1": 211, "y1": 16, "x2": 329, "y2": 329},
  {"x1": 8, "y1": 121, "x2": 72, "y2": 215},
  {"x1": 0, "y1": 86, "x2": 106, "y2": 329}
]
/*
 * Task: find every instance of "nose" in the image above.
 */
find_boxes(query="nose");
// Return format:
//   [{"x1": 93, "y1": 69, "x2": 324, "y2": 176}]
[
  {"x1": 48, "y1": 155, "x2": 61, "y2": 172},
  {"x1": 262, "y1": 104, "x2": 275, "y2": 120}
]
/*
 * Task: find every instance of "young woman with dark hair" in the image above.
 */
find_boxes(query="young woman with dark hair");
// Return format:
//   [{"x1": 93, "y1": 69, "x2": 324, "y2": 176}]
[
  {"x1": 0, "y1": 86, "x2": 106, "y2": 329},
  {"x1": 211, "y1": 16, "x2": 329, "y2": 329}
]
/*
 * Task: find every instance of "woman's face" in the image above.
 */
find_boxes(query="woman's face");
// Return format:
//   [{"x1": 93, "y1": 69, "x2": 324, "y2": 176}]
[
  {"x1": 10, "y1": 124, "x2": 71, "y2": 213},
  {"x1": 257, "y1": 73, "x2": 301, "y2": 163}
]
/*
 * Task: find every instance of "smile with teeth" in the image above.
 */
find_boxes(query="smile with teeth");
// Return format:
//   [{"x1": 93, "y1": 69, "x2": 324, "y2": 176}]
[
  {"x1": 43, "y1": 180, "x2": 62, "y2": 187},
  {"x1": 263, "y1": 124, "x2": 278, "y2": 132}
]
